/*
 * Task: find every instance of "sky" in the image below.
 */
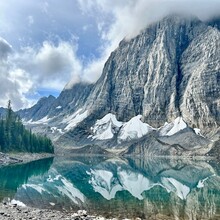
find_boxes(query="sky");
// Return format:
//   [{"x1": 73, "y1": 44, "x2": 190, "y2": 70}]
[{"x1": 0, "y1": 0, "x2": 219, "y2": 110}]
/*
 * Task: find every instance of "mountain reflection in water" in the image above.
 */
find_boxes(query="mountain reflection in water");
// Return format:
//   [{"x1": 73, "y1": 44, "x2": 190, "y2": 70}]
[{"x1": 1, "y1": 156, "x2": 220, "y2": 219}]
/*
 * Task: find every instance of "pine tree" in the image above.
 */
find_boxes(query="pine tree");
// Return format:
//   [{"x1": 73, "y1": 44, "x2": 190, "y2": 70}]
[{"x1": 0, "y1": 101, "x2": 54, "y2": 153}]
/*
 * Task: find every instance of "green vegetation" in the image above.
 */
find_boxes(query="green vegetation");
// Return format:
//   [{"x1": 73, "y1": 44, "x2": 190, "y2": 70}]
[{"x1": 0, "y1": 101, "x2": 54, "y2": 153}]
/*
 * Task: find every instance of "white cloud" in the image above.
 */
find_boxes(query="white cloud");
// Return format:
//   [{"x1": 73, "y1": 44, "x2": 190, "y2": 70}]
[
  {"x1": 0, "y1": 0, "x2": 219, "y2": 110},
  {"x1": 81, "y1": 57, "x2": 105, "y2": 83},
  {"x1": 0, "y1": 38, "x2": 84, "y2": 110},
  {"x1": 76, "y1": 0, "x2": 220, "y2": 83},
  {"x1": 0, "y1": 38, "x2": 32, "y2": 110},
  {"x1": 12, "y1": 41, "x2": 83, "y2": 90},
  {"x1": 64, "y1": 74, "x2": 82, "y2": 90},
  {"x1": 0, "y1": 63, "x2": 33, "y2": 110},
  {"x1": 78, "y1": 0, "x2": 220, "y2": 42},
  {"x1": 35, "y1": 42, "x2": 82, "y2": 82}
]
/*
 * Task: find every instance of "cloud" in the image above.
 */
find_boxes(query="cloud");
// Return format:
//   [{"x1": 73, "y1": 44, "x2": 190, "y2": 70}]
[
  {"x1": 0, "y1": 0, "x2": 219, "y2": 110},
  {"x1": 12, "y1": 41, "x2": 82, "y2": 90},
  {"x1": 76, "y1": 0, "x2": 220, "y2": 83},
  {"x1": 82, "y1": 58, "x2": 105, "y2": 82},
  {"x1": 35, "y1": 41, "x2": 82, "y2": 84},
  {"x1": 0, "y1": 35, "x2": 103, "y2": 110},
  {"x1": 0, "y1": 37, "x2": 84, "y2": 110},
  {"x1": 0, "y1": 53, "x2": 33, "y2": 109},
  {"x1": 0, "y1": 38, "x2": 31, "y2": 110},
  {"x1": 78, "y1": 0, "x2": 220, "y2": 42},
  {"x1": 0, "y1": 37, "x2": 12, "y2": 60}
]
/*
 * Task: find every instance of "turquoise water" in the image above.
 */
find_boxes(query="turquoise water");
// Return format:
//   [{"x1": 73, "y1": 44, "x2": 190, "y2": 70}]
[{"x1": 1, "y1": 156, "x2": 220, "y2": 219}]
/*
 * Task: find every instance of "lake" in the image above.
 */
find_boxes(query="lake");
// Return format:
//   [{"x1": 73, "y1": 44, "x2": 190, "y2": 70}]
[{"x1": 1, "y1": 155, "x2": 220, "y2": 219}]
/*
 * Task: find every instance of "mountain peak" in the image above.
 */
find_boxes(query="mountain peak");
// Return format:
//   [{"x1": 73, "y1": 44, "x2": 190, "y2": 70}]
[
  {"x1": 39, "y1": 95, "x2": 56, "y2": 102},
  {"x1": 207, "y1": 15, "x2": 220, "y2": 30},
  {"x1": 19, "y1": 14, "x2": 220, "y2": 151}
]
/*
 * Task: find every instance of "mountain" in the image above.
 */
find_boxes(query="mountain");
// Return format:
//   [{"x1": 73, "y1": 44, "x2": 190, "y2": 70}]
[
  {"x1": 18, "y1": 82, "x2": 93, "y2": 122},
  {"x1": 47, "y1": 82, "x2": 93, "y2": 118},
  {"x1": 18, "y1": 95, "x2": 56, "y2": 122},
  {"x1": 207, "y1": 15, "x2": 220, "y2": 31},
  {"x1": 122, "y1": 128, "x2": 212, "y2": 157},
  {"x1": 83, "y1": 14, "x2": 219, "y2": 131},
  {"x1": 17, "y1": 14, "x2": 220, "y2": 156}
]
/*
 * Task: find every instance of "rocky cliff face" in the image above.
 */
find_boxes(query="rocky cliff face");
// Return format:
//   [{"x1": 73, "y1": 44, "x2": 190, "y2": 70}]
[
  {"x1": 47, "y1": 82, "x2": 93, "y2": 118},
  {"x1": 18, "y1": 95, "x2": 56, "y2": 121},
  {"x1": 84, "y1": 14, "x2": 219, "y2": 133},
  {"x1": 18, "y1": 14, "x2": 220, "y2": 153},
  {"x1": 86, "y1": 16, "x2": 197, "y2": 123},
  {"x1": 18, "y1": 82, "x2": 93, "y2": 121},
  {"x1": 180, "y1": 27, "x2": 220, "y2": 133}
]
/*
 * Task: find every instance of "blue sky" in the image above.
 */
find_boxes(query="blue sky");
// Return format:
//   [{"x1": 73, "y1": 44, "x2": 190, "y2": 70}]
[
  {"x1": 0, "y1": 0, "x2": 219, "y2": 110},
  {"x1": 0, "y1": 1, "x2": 103, "y2": 57}
]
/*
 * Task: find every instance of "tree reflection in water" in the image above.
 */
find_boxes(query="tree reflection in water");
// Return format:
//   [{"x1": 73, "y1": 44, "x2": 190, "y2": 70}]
[{"x1": 1, "y1": 156, "x2": 220, "y2": 219}]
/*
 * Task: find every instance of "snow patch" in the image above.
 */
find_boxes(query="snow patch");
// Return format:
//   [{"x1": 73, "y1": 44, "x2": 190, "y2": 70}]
[
  {"x1": 92, "y1": 113, "x2": 123, "y2": 140},
  {"x1": 161, "y1": 117, "x2": 187, "y2": 136},
  {"x1": 159, "y1": 122, "x2": 173, "y2": 136},
  {"x1": 197, "y1": 177, "x2": 209, "y2": 188},
  {"x1": 88, "y1": 168, "x2": 156, "y2": 200},
  {"x1": 51, "y1": 127, "x2": 64, "y2": 134},
  {"x1": 10, "y1": 199, "x2": 26, "y2": 207},
  {"x1": 93, "y1": 124, "x2": 114, "y2": 140},
  {"x1": 26, "y1": 116, "x2": 51, "y2": 125},
  {"x1": 90, "y1": 114, "x2": 203, "y2": 142},
  {"x1": 194, "y1": 128, "x2": 205, "y2": 137},
  {"x1": 46, "y1": 173, "x2": 85, "y2": 204},
  {"x1": 96, "y1": 113, "x2": 123, "y2": 128},
  {"x1": 118, "y1": 115, "x2": 154, "y2": 142},
  {"x1": 62, "y1": 109, "x2": 82, "y2": 124},
  {"x1": 64, "y1": 110, "x2": 88, "y2": 131},
  {"x1": 47, "y1": 174, "x2": 62, "y2": 182}
]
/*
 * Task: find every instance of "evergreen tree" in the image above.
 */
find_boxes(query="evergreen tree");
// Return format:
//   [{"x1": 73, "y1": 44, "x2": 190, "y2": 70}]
[{"x1": 0, "y1": 101, "x2": 54, "y2": 154}]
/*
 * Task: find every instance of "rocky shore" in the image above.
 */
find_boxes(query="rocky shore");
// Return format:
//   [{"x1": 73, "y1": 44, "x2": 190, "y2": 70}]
[
  {"x1": 0, "y1": 152, "x2": 54, "y2": 166},
  {"x1": 0, "y1": 201, "x2": 177, "y2": 220},
  {"x1": 0, "y1": 202, "x2": 115, "y2": 220},
  {"x1": 0, "y1": 201, "x2": 178, "y2": 220},
  {"x1": 0, "y1": 152, "x2": 22, "y2": 166}
]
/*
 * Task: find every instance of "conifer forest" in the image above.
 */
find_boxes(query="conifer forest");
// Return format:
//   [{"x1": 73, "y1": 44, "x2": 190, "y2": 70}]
[{"x1": 0, "y1": 101, "x2": 54, "y2": 153}]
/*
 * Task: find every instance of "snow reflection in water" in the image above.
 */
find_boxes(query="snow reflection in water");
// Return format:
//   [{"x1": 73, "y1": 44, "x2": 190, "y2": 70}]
[{"x1": 0, "y1": 156, "x2": 220, "y2": 219}]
